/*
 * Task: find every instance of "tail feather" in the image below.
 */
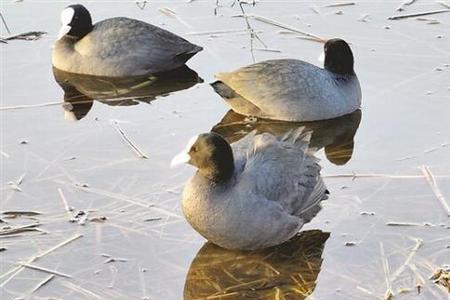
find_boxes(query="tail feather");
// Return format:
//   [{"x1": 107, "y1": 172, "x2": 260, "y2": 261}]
[
  {"x1": 301, "y1": 176, "x2": 328, "y2": 213},
  {"x1": 297, "y1": 172, "x2": 328, "y2": 224},
  {"x1": 176, "y1": 44, "x2": 203, "y2": 62},
  {"x1": 211, "y1": 81, "x2": 236, "y2": 99}
]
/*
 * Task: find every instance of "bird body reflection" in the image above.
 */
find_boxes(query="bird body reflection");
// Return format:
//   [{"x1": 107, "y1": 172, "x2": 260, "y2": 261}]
[
  {"x1": 212, "y1": 109, "x2": 361, "y2": 165},
  {"x1": 184, "y1": 230, "x2": 329, "y2": 300},
  {"x1": 53, "y1": 65, "x2": 202, "y2": 120}
]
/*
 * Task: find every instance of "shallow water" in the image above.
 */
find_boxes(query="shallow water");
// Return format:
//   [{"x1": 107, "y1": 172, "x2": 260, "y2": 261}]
[{"x1": 1, "y1": 0, "x2": 450, "y2": 299}]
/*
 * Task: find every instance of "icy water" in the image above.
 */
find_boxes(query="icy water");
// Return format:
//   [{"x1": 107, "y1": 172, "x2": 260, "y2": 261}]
[{"x1": 1, "y1": 0, "x2": 450, "y2": 299}]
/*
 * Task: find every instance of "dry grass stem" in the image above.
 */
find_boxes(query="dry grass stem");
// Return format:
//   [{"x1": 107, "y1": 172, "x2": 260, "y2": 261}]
[
  {"x1": 420, "y1": 166, "x2": 450, "y2": 216},
  {"x1": 324, "y1": 172, "x2": 450, "y2": 179},
  {"x1": 159, "y1": 7, "x2": 177, "y2": 17},
  {"x1": 106, "y1": 222, "x2": 165, "y2": 238},
  {"x1": 356, "y1": 286, "x2": 380, "y2": 297},
  {"x1": 408, "y1": 263, "x2": 425, "y2": 294},
  {"x1": 357, "y1": 13, "x2": 371, "y2": 22},
  {"x1": 390, "y1": 238, "x2": 423, "y2": 282},
  {"x1": 187, "y1": 29, "x2": 249, "y2": 36},
  {"x1": 112, "y1": 120, "x2": 148, "y2": 159},
  {"x1": 31, "y1": 233, "x2": 83, "y2": 258},
  {"x1": 246, "y1": 14, "x2": 326, "y2": 43},
  {"x1": 0, "y1": 94, "x2": 164, "y2": 111},
  {"x1": 0, "y1": 234, "x2": 82, "y2": 286},
  {"x1": 0, "y1": 101, "x2": 63, "y2": 111},
  {"x1": 107, "y1": 265, "x2": 118, "y2": 288},
  {"x1": 7, "y1": 173, "x2": 25, "y2": 191},
  {"x1": 0, "y1": 12, "x2": 11, "y2": 34},
  {"x1": 0, "y1": 223, "x2": 41, "y2": 236},
  {"x1": 138, "y1": 265, "x2": 148, "y2": 299},
  {"x1": 135, "y1": 1, "x2": 147, "y2": 10},
  {"x1": 396, "y1": 0, "x2": 417, "y2": 11},
  {"x1": 72, "y1": 184, "x2": 158, "y2": 211},
  {"x1": 437, "y1": 1, "x2": 450, "y2": 9},
  {"x1": 323, "y1": 2, "x2": 355, "y2": 8},
  {"x1": 235, "y1": 0, "x2": 267, "y2": 62},
  {"x1": 30, "y1": 275, "x2": 54, "y2": 293},
  {"x1": 424, "y1": 141, "x2": 450, "y2": 153},
  {"x1": 2, "y1": 211, "x2": 41, "y2": 217},
  {"x1": 14, "y1": 173, "x2": 25, "y2": 185},
  {"x1": 20, "y1": 263, "x2": 72, "y2": 278},
  {"x1": 386, "y1": 221, "x2": 432, "y2": 227},
  {"x1": 58, "y1": 188, "x2": 73, "y2": 213},
  {"x1": 253, "y1": 48, "x2": 281, "y2": 53},
  {"x1": 388, "y1": 8, "x2": 450, "y2": 20},
  {"x1": 159, "y1": 7, "x2": 193, "y2": 29},
  {"x1": 2, "y1": 31, "x2": 46, "y2": 41},
  {"x1": 295, "y1": 36, "x2": 326, "y2": 42},
  {"x1": 62, "y1": 281, "x2": 106, "y2": 299},
  {"x1": 310, "y1": 6, "x2": 320, "y2": 14},
  {"x1": 379, "y1": 242, "x2": 394, "y2": 299},
  {"x1": 430, "y1": 267, "x2": 450, "y2": 293}
]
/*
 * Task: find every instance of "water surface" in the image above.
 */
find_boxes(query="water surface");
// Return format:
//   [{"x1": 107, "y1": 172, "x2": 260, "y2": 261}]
[{"x1": 1, "y1": 1, "x2": 450, "y2": 299}]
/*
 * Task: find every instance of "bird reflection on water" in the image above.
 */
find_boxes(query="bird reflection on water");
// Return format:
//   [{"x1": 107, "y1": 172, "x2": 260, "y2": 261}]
[
  {"x1": 212, "y1": 109, "x2": 361, "y2": 165},
  {"x1": 53, "y1": 65, "x2": 202, "y2": 120},
  {"x1": 184, "y1": 230, "x2": 329, "y2": 299}
]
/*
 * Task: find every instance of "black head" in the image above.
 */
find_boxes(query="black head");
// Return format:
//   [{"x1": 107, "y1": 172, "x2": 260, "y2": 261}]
[
  {"x1": 323, "y1": 38, "x2": 355, "y2": 76},
  {"x1": 172, "y1": 132, "x2": 235, "y2": 183},
  {"x1": 58, "y1": 4, "x2": 93, "y2": 40}
]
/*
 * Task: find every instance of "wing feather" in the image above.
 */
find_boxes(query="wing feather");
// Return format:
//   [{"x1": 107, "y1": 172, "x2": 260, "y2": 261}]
[
  {"x1": 234, "y1": 128, "x2": 327, "y2": 216},
  {"x1": 74, "y1": 17, "x2": 201, "y2": 75}
]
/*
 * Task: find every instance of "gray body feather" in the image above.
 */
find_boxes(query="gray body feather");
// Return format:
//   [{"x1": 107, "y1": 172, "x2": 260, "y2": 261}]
[
  {"x1": 182, "y1": 129, "x2": 328, "y2": 250},
  {"x1": 53, "y1": 17, "x2": 202, "y2": 77},
  {"x1": 213, "y1": 59, "x2": 361, "y2": 122}
]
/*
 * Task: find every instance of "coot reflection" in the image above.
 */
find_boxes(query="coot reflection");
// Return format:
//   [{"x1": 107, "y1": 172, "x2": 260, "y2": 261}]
[
  {"x1": 184, "y1": 230, "x2": 329, "y2": 299},
  {"x1": 53, "y1": 65, "x2": 202, "y2": 120},
  {"x1": 212, "y1": 109, "x2": 361, "y2": 165}
]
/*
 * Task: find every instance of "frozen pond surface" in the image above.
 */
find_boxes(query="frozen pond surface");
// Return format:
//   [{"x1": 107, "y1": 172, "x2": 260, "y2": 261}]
[{"x1": 1, "y1": 0, "x2": 450, "y2": 299}]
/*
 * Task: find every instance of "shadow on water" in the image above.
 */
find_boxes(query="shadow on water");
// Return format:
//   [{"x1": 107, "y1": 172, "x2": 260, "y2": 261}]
[
  {"x1": 212, "y1": 109, "x2": 362, "y2": 165},
  {"x1": 53, "y1": 65, "x2": 203, "y2": 120},
  {"x1": 184, "y1": 230, "x2": 330, "y2": 299}
]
